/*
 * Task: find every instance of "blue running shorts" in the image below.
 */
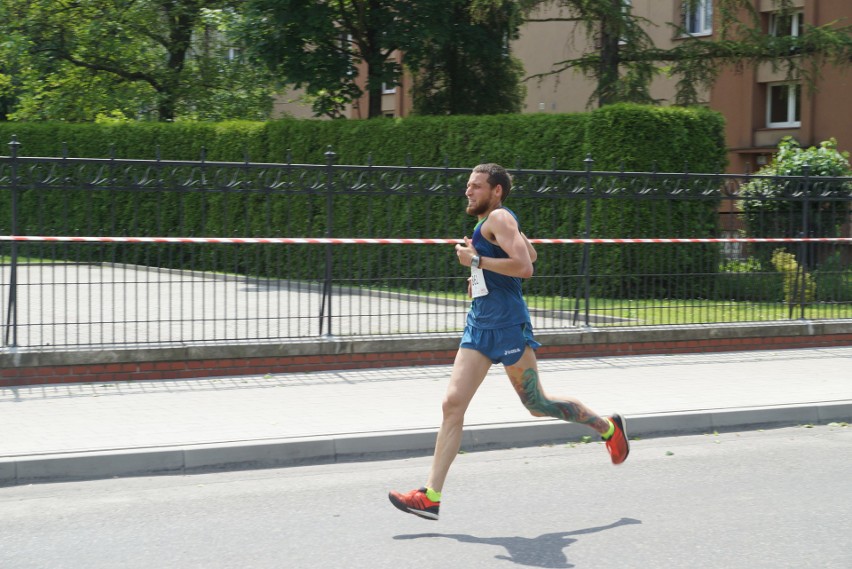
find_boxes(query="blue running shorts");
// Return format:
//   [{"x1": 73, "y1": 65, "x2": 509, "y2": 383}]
[{"x1": 460, "y1": 323, "x2": 541, "y2": 366}]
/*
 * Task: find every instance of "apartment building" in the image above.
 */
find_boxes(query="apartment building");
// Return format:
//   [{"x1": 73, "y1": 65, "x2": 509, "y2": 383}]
[
  {"x1": 274, "y1": 1, "x2": 851, "y2": 176},
  {"x1": 517, "y1": 0, "x2": 851, "y2": 174},
  {"x1": 711, "y1": 1, "x2": 851, "y2": 173}
]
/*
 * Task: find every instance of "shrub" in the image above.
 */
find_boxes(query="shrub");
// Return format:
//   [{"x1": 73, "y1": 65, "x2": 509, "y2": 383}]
[
  {"x1": 814, "y1": 252, "x2": 852, "y2": 302},
  {"x1": 714, "y1": 257, "x2": 782, "y2": 302},
  {"x1": 771, "y1": 248, "x2": 815, "y2": 308},
  {"x1": 740, "y1": 137, "x2": 852, "y2": 239}
]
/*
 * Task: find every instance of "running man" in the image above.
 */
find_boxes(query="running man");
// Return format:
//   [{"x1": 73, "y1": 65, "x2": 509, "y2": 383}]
[{"x1": 389, "y1": 163, "x2": 629, "y2": 521}]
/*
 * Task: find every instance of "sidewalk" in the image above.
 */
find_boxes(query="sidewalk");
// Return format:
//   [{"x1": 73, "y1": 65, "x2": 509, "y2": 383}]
[{"x1": 2, "y1": 346, "x2": 851, "y2": 486}]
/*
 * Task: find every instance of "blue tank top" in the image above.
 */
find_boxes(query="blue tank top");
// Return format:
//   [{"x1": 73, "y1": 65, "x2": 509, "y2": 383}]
[{"x1": 466, "y1": 207, "x2": 531, "y2": 329}]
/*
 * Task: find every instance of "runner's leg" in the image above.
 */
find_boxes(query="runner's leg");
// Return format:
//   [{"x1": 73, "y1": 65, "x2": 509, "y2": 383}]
[
  {"x1": 505, "y1": 347, "x2": 610, "y2": 433},
  {"x1": 425, "y1": 347, "x2": 492, "y2": 493}
]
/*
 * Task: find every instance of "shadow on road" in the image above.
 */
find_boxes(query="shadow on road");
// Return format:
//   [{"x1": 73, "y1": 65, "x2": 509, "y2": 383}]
[{"x1": 393, "y1": 517, "x2": 641, "y2": 568}]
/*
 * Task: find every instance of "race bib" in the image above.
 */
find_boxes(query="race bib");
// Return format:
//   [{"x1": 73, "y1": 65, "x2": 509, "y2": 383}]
[{"x1": 471, "y1": 266, "x2": 489, "y2": 298}]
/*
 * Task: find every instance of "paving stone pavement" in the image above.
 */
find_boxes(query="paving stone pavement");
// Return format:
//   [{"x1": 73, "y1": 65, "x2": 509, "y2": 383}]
[{"x1": 1, "y1": 346, "x2": 850, "y2": 486}]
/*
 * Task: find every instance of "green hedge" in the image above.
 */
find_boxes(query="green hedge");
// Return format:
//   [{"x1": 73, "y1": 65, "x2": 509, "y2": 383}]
[
  {"x1": 1, "y1": 105, "x2": 727, "y2": 298},
  {"x1": 584, "y1": 103, "x2": 726, "y2": 171},
  {"x1": 0, "y1": 104, "x2": 725, "y2": 169}
]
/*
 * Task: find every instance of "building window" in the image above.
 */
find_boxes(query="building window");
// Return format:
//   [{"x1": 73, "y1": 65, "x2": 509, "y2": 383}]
[
  {"x1": 769, "y1": 10, "x2": 804, "y2": 38},
  {"x1": 684, "y1": 0, "x2": 712, "y2": 36},
  {"x1": 382, "y1": 83, "x2": 397, "y2": 95},
  {"x1": 619, "y1": 0, "x2": 632, "y2": 45},
  {"x1": 767, "y1": 83, "x2": 801, "y2": 128}
]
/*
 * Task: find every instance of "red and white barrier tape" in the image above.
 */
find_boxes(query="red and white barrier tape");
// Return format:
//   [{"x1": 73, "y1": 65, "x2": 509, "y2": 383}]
[{"x1": 2, "y1": 235, "x2": 851, "y2": 245}]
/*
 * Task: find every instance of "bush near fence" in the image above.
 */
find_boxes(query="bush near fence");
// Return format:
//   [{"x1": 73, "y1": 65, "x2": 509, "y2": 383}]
[{"x1": 1, "y1": 104, "x2": 729, "y2": 299}]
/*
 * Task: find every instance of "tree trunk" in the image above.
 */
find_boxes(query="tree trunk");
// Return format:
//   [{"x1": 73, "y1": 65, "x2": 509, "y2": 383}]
[
  {"x1": 157, "y1": 90, "x2": 178, "y2": 122},
  {"x1": 597, "y1": 0, "x2": 623, "y2": 107},
  {"x1": 158, "y1": 0, "x2": 199, "y2": 121},
  {"x1": 367, "y1": 78, "x2": 383, "y2": 118},
  {"x1": 363, "y1": 28, "x2": 385, "y2": 118}
]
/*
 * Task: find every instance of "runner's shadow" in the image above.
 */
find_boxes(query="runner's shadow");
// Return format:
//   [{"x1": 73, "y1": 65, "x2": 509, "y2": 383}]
[{"x1": 394, "y1": 517, "x2": 641, "y2": 568}]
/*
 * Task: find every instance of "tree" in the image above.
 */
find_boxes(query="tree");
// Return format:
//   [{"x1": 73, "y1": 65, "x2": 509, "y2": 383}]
[
  {"x1": 406, "y1": 0, "x2": 527, "y2": 115},
  {"x1": 514, "y1": 0, "x2": 852, "y2": 108},
  {"x1": 242, "y1": 0, "x2": 526, "y2": 119},
  {"x1": 1, "y1": 0, "x2": 275, "y2": 121},
  {"x1": 243, "y1": 0, "x2": 419, "y2": 119}
]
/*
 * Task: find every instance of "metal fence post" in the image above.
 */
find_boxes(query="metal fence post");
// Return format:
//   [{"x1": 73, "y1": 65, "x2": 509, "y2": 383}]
[
  {"x1": 319, "y1": 146, "x2": 337, "y2": 337},
  {"x1": 572, "y1": 154, "x2": 594, "y2": 328},
  {"x1": 797, "y1": 163, "x2": 812, "y2": 319},
  {"x1": 3, "y1": 136, "x2": 21, "y2": 347}
]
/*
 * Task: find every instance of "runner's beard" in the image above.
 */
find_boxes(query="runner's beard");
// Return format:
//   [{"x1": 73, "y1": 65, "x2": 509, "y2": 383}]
[{"x1": 466, "y1": 200, "x2": 489, "y2": 217}]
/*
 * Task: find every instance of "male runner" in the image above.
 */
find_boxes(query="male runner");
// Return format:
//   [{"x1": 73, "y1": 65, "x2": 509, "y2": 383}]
[{"x1": 388, "y1": 163, "x2": 629, "y2": 521}]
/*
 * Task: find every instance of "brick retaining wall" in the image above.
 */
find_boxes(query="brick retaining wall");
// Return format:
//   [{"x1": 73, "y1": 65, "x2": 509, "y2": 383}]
[{"x1": 2, "y1": 321, "x2": 850, "y2": 387}]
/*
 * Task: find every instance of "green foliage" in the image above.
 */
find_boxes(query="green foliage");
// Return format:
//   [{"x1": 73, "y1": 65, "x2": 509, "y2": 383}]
[
  {"x1": 720, "y1": 257, "x2": 764, "y2": 273},
  {"x1": 260, "y1": 113, "x2": 595, "y2": 167},
  {"x1": 748, "y1": 136, "x2": 852, "y2": 179},
  {"x1": 584, "y1": 103, "x2": 727, "y2": 171},
  {"x1": 0, "y1": 105, "x2": 728, "y2": 295},
  {"x1": 771, "y1": 248, "x2": 816, "y2": 307},
  {"x1": 241, "y1": 0, "x2": 366, "y2": 119},
  {"x1": 1, "y1": 1, "x2": 276, "y2": 122},
  {"x1": 714, "y1": 257, "x2": 783, "y2": 302},
  {"x1": 814, "y1": 253, "x2": 852, "y2": 302},
  {"x1": 739, "y1": 137, "x2": 852, "y2": 244},
  {"x1": 581, "y1": 104, "x2": 727, "y2": 297},
  {"x1": 242, "y1": 0, "x2": 527, "y2": 119},
  {"x1": 1, "y1": 104, "x2": 724, "y2": 169},
  {"x1": 243, "y1": 0, "x2": 441, "y2": 119},
  {"x1": 408, "y1": 0, "x2": 526, "y2": 116}
]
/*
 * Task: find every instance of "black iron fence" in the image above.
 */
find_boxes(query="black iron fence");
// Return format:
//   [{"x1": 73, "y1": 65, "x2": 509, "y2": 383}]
[{"x1": 2, "y1": 137, "x2": 851, "y2": 349}]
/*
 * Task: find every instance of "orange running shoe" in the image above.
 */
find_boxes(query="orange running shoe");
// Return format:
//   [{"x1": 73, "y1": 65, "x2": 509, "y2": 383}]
[
  {"x1": 388, "y1": 487, "x2": 440, "y2": 520},
  {"x1": 604, "y1": 414, "x2": 630, "y2": 465}
]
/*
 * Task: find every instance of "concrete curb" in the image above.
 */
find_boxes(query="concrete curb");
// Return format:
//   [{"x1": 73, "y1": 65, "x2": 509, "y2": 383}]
[{"x1": 2, "y1": 401, "x2": 850, "y2": 487}]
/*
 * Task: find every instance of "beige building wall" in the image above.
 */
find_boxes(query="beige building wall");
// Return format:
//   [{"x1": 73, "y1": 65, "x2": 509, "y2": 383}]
[
  {"x1": 271, "y1": 87, "x2": 316, "y2": 120},
  {"x1": 514, "y1": 1, "x2": 709, "y2": 114},
  {"x1": 513, "y1": 4, "x2": 596, "y2": 114}
]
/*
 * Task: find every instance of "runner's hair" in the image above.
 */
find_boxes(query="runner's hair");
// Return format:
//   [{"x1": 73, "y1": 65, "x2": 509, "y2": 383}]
[{"x1": 473, "y1": 163, "x2": 512, "y2": 203}]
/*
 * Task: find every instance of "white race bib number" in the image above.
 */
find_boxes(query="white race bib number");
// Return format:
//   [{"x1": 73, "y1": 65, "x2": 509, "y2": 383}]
[{"x1": 471, "y1": 266, "x2": 489, "y2": 298}]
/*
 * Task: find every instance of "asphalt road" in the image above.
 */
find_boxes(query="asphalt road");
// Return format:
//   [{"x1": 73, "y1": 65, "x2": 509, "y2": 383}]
[{"x1": 1, "y1": 424, "x2": 850, "y2": 569}]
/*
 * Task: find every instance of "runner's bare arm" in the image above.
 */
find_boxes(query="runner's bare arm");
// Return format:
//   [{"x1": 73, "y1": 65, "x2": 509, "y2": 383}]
[{"x1": 478, "y1": 209, "x2": 533, "y2": 278}]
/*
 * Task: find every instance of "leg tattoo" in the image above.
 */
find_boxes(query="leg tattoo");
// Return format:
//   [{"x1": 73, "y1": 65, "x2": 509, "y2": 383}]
[{"x1": 513, "y1": 368, "x2": 600, "y2": 426}]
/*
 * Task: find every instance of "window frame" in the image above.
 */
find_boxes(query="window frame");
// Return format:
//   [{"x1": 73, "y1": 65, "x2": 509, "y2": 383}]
[
  {"x1": 766, "y1": 82, "x2": 802, "y2": 128},
  {"x1": 618, "y1": 0, "x2": 632, "y2": 45},
  {"x1": 769, "y1": 10, "x2": 804, "y2": 38},
  {"x1": 683, "y1": 0, "x2": 713, "y2": 37}
]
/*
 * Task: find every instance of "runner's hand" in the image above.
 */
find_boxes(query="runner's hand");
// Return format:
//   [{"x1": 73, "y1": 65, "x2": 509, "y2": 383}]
[{"x1": 455, "y1": 236, "x2": 477, "y2": 267}]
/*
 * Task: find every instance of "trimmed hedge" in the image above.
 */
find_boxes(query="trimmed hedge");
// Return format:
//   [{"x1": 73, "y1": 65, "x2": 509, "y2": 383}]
[
  {"x1": 0, "y1": 104, "x2": 725, "y2": 169},
  {"x1": 1, "y1": 105, "x2": 727, "y2": 299},
  {"x1": 585, "y1": 103, "x2": 726, "y2": 171}
]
